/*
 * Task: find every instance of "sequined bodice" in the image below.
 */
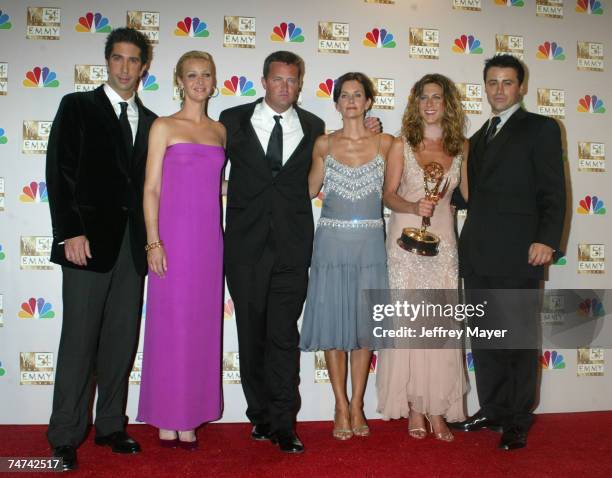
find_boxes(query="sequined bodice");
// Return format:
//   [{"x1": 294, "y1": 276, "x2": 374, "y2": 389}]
[
  {"x1": 387, "y1": 140, "x2": 463, "y2": 290},
  {"x1": 320, "y1": 154, "x2": 384, "y2": 223}
]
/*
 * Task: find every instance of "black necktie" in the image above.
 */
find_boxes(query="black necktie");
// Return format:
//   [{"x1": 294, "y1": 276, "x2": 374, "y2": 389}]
[
  {"x1": 119, "y1": 101, "x2": 133, "y2": 158},
  {"x1": 485, "y1": 116, "x2": 501, "y2": 145},
  {"x1": 266, "y1": 115, "x2": 283, "y2": 177}
]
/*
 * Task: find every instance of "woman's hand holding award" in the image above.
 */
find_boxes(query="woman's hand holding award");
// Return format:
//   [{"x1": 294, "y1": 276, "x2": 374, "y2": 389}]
[{"x1": 397, "y1": 162, "x2": 449, "y2": 257}]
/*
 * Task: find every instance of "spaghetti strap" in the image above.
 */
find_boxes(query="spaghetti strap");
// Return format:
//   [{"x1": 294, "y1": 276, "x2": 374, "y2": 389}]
[
  {"x1": 327, "y1": 134, "x2": 332, "y2": 157},
  {"x1": 376, "y1": 133, "x2": 382, "y2": 155}
]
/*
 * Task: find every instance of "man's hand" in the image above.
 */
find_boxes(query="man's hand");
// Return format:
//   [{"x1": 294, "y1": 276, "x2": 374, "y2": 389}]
[
  {"x1": 364, "y1": 116, "x2": 382, "y2": 134},
  {"x1": 528, "y1": 242, "x2": 554, "y2": 266},
  {"x1": 64, "y1": 235, "x2": 92, "y2": 266}
]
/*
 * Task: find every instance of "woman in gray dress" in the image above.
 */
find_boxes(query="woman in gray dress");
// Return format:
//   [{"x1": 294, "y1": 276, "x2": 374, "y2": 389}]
[{"x1": 300, "y1": 72, "x2": 393, "y2": 440}]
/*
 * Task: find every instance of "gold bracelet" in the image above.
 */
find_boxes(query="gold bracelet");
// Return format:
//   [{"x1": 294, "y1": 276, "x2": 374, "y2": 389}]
[{"x1": 145, "y1": 240, "x2": 164, "y2": 252}]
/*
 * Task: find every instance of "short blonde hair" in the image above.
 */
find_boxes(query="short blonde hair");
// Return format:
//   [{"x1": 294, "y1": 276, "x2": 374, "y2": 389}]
[{"x1": 175, "y1": 50, "x2": 217, "y2": 87}]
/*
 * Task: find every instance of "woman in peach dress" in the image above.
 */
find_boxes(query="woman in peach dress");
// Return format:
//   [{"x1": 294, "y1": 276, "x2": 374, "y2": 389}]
[{"x1": 376, "y1": 74, "x2": 469, "y2": 442}]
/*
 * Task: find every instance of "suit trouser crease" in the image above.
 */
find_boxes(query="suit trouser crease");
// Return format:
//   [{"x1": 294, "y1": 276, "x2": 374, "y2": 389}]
[
  {"x1": 48, "y1": 228, "x2": 143, "y2": 447},
  {"x1": 464, "y1": 274, "x2": 539, "y2": 429},
  {"x1": 226, "y1": 242, "x2": 308, "y2": 434}
]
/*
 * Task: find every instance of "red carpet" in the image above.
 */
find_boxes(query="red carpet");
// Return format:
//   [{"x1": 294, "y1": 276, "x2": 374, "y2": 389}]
[{"x1": 1, "y1": 413, "x2": 611, "y2": 477}]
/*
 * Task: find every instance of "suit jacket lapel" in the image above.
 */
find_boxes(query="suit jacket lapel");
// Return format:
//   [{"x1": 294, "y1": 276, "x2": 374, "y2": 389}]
[
  {"x1": 469, "y1": 120, "x2": 488, "y2": 190},
  {"x1": 93, "y1": 85, "x2": 129, "y2": 176},
  {"x1": 479, "y1": 108, "x2": 527, "y2": 180},
  {"x1": 239, "y1": 98, "x2": 266, "y2": 159}
]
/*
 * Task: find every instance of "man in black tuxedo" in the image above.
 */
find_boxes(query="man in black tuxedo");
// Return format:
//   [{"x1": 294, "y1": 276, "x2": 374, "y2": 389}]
[
  {"x1": 45, "y1": 28, "x2": 156, "y2": 470},
  {"x1": 219, "y1": 51, "x2": 325, "y2": 454},
  {"x1": 452, "y1": 55, "x2": 566, "y2": 450}
]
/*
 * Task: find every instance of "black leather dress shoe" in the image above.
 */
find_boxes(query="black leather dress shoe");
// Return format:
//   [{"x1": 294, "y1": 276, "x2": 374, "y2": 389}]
[
  {"x1": 271, "y1": 432, "x2": 304, "y2": 454},
  {"x1": 499, "y1": 426, "x2": 527, "y2": 450},
  {"x1": 251, "y1": 423, "x2": 272, "y2": 441},
  {"x1": 449, "y1": 412, "x2": 503, "y2": 433},
  {"x1": 52, "y1": 445, "x2": 77, "y2": 472},
  {"x1": 94, "y1": 431, "x2": 141, "y2": 454}
]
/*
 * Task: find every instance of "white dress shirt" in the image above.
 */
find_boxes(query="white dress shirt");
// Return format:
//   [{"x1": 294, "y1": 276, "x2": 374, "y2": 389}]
[
  {"x1": 103, "y1": 83, "x2": 138, "y2": 144},
  {"x1": 250, "y1": 100, "x2": 304, "y2": 165},
  {"x1": 488, "y1": 102, "x2": 521, "y2": 138}
]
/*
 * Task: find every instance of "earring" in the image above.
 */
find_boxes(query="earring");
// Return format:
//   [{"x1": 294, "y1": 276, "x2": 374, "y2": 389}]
[
  {"x1": 178, "y1": 87, "x2": 184, "y2": 100},
  {"x1": 209, "y1": 86, "x2": 219, "y2": 99}
]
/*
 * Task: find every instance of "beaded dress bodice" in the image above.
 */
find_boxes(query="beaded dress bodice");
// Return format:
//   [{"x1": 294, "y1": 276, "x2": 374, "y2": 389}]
[
  {"x1": 319, "y1": 154, "x2": 384, "y2": 228},
  {"x1": 386, "y1": 140, "x2": 462, "y2": 289}
]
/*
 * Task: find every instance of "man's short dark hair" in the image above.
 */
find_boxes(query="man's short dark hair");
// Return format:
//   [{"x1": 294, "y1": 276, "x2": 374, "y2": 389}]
[
  {"x1": 262, "y1": 51, "x2": 305, "y2": 82},
  {"x1": 333, "y1": 72, "x2": 376, "y2": 113},
  {"x1": 483, "y1": 54, "x2": 525, "y2": 85},
  {"x1": 104, "y1": 27, "x2": 152, "y2": 66}
]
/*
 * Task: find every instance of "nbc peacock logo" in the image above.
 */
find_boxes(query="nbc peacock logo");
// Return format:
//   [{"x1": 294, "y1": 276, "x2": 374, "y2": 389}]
[
  {"x1": 18, "y1": 297, "x2": 55, "y2": 319},
  {"x1": 452, "y1": 34, "x2": 483, "y2": 54},
  {"x1": 221, "y1": 76, "x2": 256, "y2": 96},
  {"x1": 75, "y1": 12, "x2": 112, "y2": 33},
  {"x1": 537, "y1": 41, "x2": 565, "y2": 60},
  {"x1": 0, "y1": 9, "x2": 12, "y2": 29},
  {"x1": 271, "y1": 22, "x2": 304, "y2": 43},
  {"x1": 0, "y1": 128, "x2": 7, "y2": 144},
  {"x1": 224, "y1": 298, "x2": 235, "y2": 320},
  {"x1": 495, "y1": 0, "x2": 524, "y2": 6},
  {"x1": 576, "y1": 0, "x2": 603, "y2": 14},
  {"x1": 363, "y1": 28, "x2": 396, "y2": 48},
  {"x1": 578, "y1": 297, "x2": 605, "y2": 317},
  {"x1": 578, "y1": 95, "x2": 606, "y2": 114},
  {"x1": 0, "y1": 361, "x2": 5, "y2": 377},
  {"x1": 139, "y1": 71, "x2": 159, "y2": 92},
  {"x1": 175, "y1": 17, "x2": 209, "y2": 37},
  {"x1": 313, "y1": 191, "x2": 324, "y2": 208},
  {"x1": 19, "y1": 181, "x2": 48, "y2": 203},
  {"x1": 540, "y1": 350, "x2": 565, "y2": 369},
  {"x1": 553, "y1": 254, "x2": 567, "y2": 266},
  {"x1": 316, "y1": 79, "x2": 335, "y2": 99},
  {"x1": 369, "y1": 352, "x2": 377, "y2": 374},
  {"x1": 577, "y1": 195, "x2": 606, "y2": 215},
  {"x1": 0, "y1": 244, "x2": 5, "y2": 261},
  {"x1": 23, "y1": 67, "x2": 59, "y2": 88},
  {"x1": 466, "y1": 352, "x2": 475, "y2": 372}
]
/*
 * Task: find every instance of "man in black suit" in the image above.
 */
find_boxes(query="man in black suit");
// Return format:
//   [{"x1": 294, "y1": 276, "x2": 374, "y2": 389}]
[
  {"x1": 219, "y1": 51, "x2": 325, "y2": 454},
  {"x1": 452, "y1": 55, "x2": 566, "y2": 450},
  {"x1": 45, "y1": 28, "x2": 156, "y2": 470}
]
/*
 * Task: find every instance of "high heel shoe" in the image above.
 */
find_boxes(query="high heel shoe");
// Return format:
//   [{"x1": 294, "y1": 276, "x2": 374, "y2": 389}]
[
  {"x1": 350, "y1": 409, "x2": 370, "y2": 437},
  {"x1": 159, "y1": 430, "x2": 179, "y2": 448},
  {"x1": 425, "y1": 415, "x2": 454, "y2": 442},
  {"x1": 178, "y1": 431, "x2": 199, "y2": 451},
  {"x1": 332, "y1": 411, "x2": 353, "y2": 440},
  {"x1": 408, "y1": 411, "x2": 427, "y2": 440}
]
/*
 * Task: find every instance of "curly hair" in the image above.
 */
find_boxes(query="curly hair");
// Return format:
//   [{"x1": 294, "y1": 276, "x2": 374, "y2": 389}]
[{"x1": 401, "y1": 73, "x2": 466, "y2": 157}]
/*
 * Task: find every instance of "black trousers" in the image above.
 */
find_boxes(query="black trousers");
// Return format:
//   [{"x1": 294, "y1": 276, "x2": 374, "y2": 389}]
[
  {"x1": 226, "y1": 242, "x2": 308, "y2": 434},
  {"x1": 463, "y1": 273, "x2": 540, "y2": 430},
  {"x1": 48, "y1": 229, "x2": 143, "y2": 447}
]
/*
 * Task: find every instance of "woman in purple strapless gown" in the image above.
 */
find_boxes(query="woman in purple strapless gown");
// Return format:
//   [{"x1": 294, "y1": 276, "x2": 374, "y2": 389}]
[{"x1": 138, "y1": 51, "x2": 226, "y2": 449}]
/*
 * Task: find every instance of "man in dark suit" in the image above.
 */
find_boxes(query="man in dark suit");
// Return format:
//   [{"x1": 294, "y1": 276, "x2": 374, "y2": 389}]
[
  {"x1": 452, "y1": 55, "x2": 566, "y2": 450},
  {"x1": 219, "y1": 51, "x2": 325, "y2": 454},
  {"x1": 45, "y1": 28, "x2": 156, "y2": 470}
]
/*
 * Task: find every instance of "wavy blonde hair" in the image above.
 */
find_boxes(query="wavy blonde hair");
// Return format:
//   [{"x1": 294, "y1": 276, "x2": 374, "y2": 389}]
[
  {"x1": 401, "y1": 73, "x2": 466, "y2": 156},
  {"x1": 175, "y1": 50, "x2": 217, "y2": 89}
]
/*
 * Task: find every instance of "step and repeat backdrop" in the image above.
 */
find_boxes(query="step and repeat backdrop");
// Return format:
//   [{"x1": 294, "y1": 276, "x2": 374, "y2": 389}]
[{"x1": 0, "y1": 0, "x2": 610, "y2": 424}]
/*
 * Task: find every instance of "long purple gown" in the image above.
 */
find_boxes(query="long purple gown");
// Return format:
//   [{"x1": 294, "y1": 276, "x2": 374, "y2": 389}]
[{"x1": 138, "y1": 143, "x2": 225, "y2": 430}]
